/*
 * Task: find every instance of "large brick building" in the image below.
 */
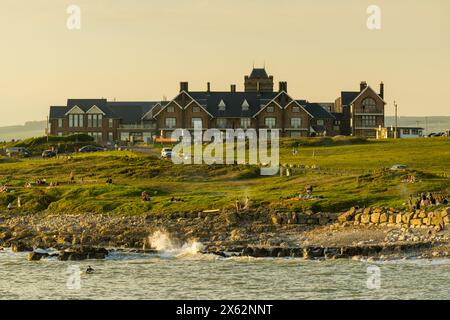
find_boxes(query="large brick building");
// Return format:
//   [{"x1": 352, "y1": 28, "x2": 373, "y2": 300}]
[{"x1": 49, "y1": 68, "x2": 385, "y2": 142}]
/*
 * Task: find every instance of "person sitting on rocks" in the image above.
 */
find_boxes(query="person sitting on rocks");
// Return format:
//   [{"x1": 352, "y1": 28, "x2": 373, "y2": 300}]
[
  {"x1": 106, "y1": 178, "x2": 113, "y2": 184},
  {"x1": 141, "y1": 191, "x2": 150, "y2": 202},
  {"x1": 7, "y1": 202, "x2": 13, "y2": 210},
  {"x1": 305, "y1": 185, "x2": 313, "y2": 195},
  {"x1": 420, "y1": 194, "x2": 429, "y2": 208},
  {"x1": 0, "y1": 185, "x2": 8, "y2": 193}
]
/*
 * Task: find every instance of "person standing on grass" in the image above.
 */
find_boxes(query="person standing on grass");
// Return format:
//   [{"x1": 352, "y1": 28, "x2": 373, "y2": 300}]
[
  {"x1": 235, "y1": 199, "x2": 241, "y2": 212},
  {"x1": 243, "y1": 196, "x2": 251, "y2": 210},
  {"x1": 17, "y1": 197, "x2": 21, "y2": 208},
  {"x1": 70, "y1": 171, "x2": 75, "y2": 184}
]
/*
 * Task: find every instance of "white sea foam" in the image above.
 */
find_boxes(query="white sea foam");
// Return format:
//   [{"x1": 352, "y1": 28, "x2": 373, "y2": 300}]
[{"x1": 148, "y1": 230, "x2": 205, "y2": 258}]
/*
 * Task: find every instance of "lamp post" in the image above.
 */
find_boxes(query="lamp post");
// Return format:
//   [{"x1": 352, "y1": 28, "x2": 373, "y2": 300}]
[{"x1": 394, "y1": 101, "x2": 398, "y2": 139}]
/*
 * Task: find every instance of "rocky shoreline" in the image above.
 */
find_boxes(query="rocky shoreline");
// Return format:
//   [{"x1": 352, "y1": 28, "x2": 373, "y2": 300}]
[{"x1": 1, "y1": 207, "x2": 449, "y2": 261}]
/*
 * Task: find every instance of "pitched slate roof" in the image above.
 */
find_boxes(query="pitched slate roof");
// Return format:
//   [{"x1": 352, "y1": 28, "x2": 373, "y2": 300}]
[
  {"x1": 49, "y1": 99, "x2": 160, "y2": 123},
  {"x1": 108, "y1": 101, "x2": 159, "y2": 123},
  {"x1": 66, "y1": 98, "x2": 117, "y2": 117},
  {"x1": 340, "y1": 91, "x2": 360, "y2": 106},
  {"x1": 49, "y1": 106, "x2": 68, "y2": 118},
  {"x1": 298, "y1": 102, "x2": 335, "y2": 119},
  {"x1": 249, "y1": 68, "x2": 269, "y2": 78},
  {"x1": 188, "y1": 91, "x2": 279, "y2": 118}
]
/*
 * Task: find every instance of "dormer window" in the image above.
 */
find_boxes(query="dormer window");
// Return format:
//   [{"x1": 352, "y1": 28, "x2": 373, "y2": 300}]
[
  {"x1": 292, "y1": 106, "x2": 300, "y2": 113},
  {"x1": 242, "y1": 99, "x2": 250, "y2": 111},
  {"x1": 167, "y1": 106, "x2": 175, "y2": 113},
  {"x1": 267, "y1": 106, "x2": 274, "y2": 113},
  {"x1": 193, "y1": 106, "x2": 200, "y2": 113},
  {"x1": 218, "y1": 99, "x2": 226, "y2": 111}
]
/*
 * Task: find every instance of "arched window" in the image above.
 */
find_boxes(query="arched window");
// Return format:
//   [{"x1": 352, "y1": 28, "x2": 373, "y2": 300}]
[{"x1": 362, "y1": 98, "x2": 377, "y2": 113}]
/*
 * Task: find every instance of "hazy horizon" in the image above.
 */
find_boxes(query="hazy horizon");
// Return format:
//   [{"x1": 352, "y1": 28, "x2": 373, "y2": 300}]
[{"x1": 1, "y1": 0, "x2": 449, "y2": 127}]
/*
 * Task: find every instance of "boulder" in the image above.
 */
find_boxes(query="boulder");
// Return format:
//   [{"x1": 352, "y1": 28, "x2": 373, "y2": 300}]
[
  {"x1": 395, "y1": 214, "x2": 403, "y2": 224},
  {"x1": 11, "y1": 242, "x2": 33, "y2": 253},
  {"x1": 441, "y1": 208, "x2": 450, "y2": 218},
  {"x1": 361, "y1": 214, "x2": 371, "y2": 224},
  {"x1": 58, "y1": 247, "x2": 108, "y2": 261},
  {"x1": 410, "y1": 219, "x2": 422, "y2": 226},
  {"x1": 418, "y1": 211, "x2": 427, "y2": 219},
  {"x1": 379, "y1": 213, "x2": 388, "y2": 224},
  {"x1": 370, "y1": 212, "x2": 380, "y2": 224},
  {"x1": 388, "y1": 214, "x2": 395, "y2": 224},
  {"x1": 27, "y1": 252, "x2": 49, "y2": 261}
]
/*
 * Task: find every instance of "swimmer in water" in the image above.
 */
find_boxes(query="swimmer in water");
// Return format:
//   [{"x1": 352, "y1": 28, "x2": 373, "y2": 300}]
[{"x1": 86, "y1": 266, "x2": 95, "y2": 274}]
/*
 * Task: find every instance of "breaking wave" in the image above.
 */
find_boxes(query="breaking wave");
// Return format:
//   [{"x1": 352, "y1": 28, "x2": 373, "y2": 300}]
[{"x1": 148, "y1": 230, "x2": 205, "y2": 258}]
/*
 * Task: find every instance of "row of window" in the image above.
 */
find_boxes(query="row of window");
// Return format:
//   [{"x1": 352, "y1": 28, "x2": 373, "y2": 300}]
[
  {"x1": 57, "y1": 131, "x2": 114, "y2": 141},
  {"x1": 65, "y1": 114, "x2": 113, "y2": 128},
  {"x1": 163, "y1": 117, "x2": 304, "y2": 129},
  {"x1": 361, "y1": 115, "x2": 377, "y2": 127},
  {"x1": 164, "y1": 105, "x2": 302, "y2": 113},
  {"x1": 402, "y1": 129, "x2": 422, "y2": 135}
]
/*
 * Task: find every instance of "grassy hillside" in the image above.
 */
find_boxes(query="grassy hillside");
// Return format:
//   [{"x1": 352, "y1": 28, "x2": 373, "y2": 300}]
[{"x1": 0, "y1": 137, "x2": 449, "y2": 215}]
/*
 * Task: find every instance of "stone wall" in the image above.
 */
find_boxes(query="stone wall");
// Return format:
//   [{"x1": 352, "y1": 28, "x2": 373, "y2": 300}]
[
  {"x1": 338, "y1": 207, "x2": 450, "y2": 231},
  {"x1": 271, "y1": 211, "x2": 338, "y2": 226}
]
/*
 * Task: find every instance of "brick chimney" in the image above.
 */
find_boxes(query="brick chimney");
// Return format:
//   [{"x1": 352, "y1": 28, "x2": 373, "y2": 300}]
[
  {"x1": 360, "y1": 81, "x2": 368, "y2": 91},
  {"x1": 207, "y1": 82, "x2": 211, "y2": 93},
  {"x1": 379, "y1": 82, "x2": 384, "y2": 99},
  {"x1": 231, "y1": 84, "x2": 236, "y2": 93},
  {"x1": 180, "y1": 82, "x2": 189, "y2": 92},
  {"x1": 279, "y1": 81, "x2": 288, "y2": 92}
]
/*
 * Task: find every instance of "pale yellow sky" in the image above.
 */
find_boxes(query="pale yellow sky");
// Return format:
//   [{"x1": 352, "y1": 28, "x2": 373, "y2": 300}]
[{"x1": 1, "y1": 0, "x2": 449, "y2": 126}]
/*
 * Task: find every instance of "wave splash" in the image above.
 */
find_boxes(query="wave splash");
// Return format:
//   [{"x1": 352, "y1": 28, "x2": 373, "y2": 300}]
[{"x1": 148, "y1": 230, "x2": 204, "y2": 258}]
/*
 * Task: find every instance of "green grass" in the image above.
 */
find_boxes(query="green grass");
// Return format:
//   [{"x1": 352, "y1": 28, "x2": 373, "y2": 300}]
[{"x1": 0, "y1": 137, "x2": 449, "y2": 216}]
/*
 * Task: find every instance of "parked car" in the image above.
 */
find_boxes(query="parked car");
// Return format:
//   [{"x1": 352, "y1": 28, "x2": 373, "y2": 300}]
[
  {"x1": 161, "y1": 148, "x2": 172, "y2": 159},
  {"x1": 5, "y1": 147, "x2": 32, "y2": 158},
  {"x1": 79, "y1": 145, "x2": 104, "y2": 153},
  {"x1": 42, "y1": 150, "x2": 57, "y2": 158},
  {"x1": 390, "y1": 164, "x2": 408, "y2": 171}
]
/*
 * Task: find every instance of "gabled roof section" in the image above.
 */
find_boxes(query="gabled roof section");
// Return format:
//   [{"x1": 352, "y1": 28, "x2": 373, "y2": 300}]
[
  {"x1": 302, "y1": 103, "x2": 336, "y2": 119},
  {"x1": 65, "y1": 98, "x2": 118, "y2": 117},
  {"x1": 65, "y1": 105, "x2": 85, "y2": 115},
  {"x1": 351, "y1": 86, "x2": 386, "y2": 105},
  {"x1": 152, "y1": 91, "x2": 187, "y2": 118},
  {"x1": 218, "y1": 99, "x2": 226, "y2": 109},
  {"x1": 86, "y1": 105, "x2": 106, "y2": 115},
  {"x1": 340, "y1": 86, "x2": 385, "y2": 106},
  {"x1": 188, "y1": 91, "x2": 278, "y2": 118}
]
